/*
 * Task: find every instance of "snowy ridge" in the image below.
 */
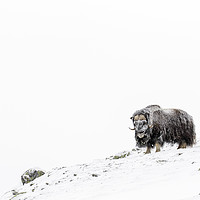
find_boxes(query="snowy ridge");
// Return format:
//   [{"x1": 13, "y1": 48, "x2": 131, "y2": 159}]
[{"x1": 1, "y1": 144, "x2": 200, "y2": 200}]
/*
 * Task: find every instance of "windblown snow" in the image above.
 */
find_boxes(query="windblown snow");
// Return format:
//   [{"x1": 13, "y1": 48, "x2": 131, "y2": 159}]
[{"x1": 1, "y1": 144, "x2": 200, "y2": 200}]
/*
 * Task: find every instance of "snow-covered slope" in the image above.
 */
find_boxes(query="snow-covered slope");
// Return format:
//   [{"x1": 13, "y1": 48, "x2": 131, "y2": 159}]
[{"x1": 2, "y1": 144, "x2": 200, "y2": 200}]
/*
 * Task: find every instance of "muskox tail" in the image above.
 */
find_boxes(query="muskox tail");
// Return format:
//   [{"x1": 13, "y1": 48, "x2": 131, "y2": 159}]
[
  {"x1": 179, "y1": 111, "x2": 196, "y2": 146},
  {"x1": 184, "y1": 124, "x2": 196, "y2": 146}
]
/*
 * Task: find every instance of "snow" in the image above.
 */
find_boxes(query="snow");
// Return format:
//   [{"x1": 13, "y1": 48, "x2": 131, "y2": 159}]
[
  {"x1": 1, "y1": 143, "x2": 200, "y2": 200},
  {"x1": 1, "y1": 0, "x2": 200, "y2": 198}
]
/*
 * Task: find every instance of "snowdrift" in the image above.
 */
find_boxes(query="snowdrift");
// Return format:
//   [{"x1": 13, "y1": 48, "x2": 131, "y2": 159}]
[{"x1": 1, "y1": 144, "x2": 200, "y2": 200}]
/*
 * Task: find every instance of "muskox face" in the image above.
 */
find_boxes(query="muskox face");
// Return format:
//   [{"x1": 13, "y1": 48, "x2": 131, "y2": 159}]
[{"x1": 131, "y1": 114, "x2": 150, "y2": 147}]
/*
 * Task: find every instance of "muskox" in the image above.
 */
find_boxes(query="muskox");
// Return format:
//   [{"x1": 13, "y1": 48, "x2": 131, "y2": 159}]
[{"x1": 130, "y1": 105, "x2": 196, "y2": 154}]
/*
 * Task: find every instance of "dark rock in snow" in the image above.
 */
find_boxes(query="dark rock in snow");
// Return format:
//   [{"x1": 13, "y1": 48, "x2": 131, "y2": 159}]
[{"x1": 21, "y1": 169, "x2": 45, "y2": 185}]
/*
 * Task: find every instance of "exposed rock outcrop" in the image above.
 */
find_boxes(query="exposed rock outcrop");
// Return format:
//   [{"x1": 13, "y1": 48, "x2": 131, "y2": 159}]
[{"x1": 21, "y1": 169, "x2": 45, "y2": 185}]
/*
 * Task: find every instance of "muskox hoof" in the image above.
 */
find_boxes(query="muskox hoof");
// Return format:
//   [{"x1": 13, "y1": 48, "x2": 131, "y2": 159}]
[
  {"x1": 145, "y1": 147, "x2": 151, "y2": 154},
  {"x1": 177, "y1": 141, "x2": 187, "y2": 149},
  {"x1": 155, "y1": 143, "x2": 161, "y2": 152}
]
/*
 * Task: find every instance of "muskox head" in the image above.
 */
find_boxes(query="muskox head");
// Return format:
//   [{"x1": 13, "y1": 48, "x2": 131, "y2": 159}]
[{"x1": 130, "y1": 110, "x2": 152, "y2": 147}]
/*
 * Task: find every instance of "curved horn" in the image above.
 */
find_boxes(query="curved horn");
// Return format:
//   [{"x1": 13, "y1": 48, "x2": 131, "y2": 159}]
[
  {"x1": 129, "y1": 127, "x2": 135, "y2": 130},
  {"x1": 149, "y1": 124, "x2": 153, "y2": 129}
]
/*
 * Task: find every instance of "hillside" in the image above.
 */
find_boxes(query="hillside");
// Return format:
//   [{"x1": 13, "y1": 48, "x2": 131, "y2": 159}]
[{"x1": 1, "y1": 144, "x2": 200, "y2": 200}]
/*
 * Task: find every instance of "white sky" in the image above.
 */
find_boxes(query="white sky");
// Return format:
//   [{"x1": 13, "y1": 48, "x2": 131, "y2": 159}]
[{"x1": 1, "y1": 0, "x2": 200, "y2": 196}]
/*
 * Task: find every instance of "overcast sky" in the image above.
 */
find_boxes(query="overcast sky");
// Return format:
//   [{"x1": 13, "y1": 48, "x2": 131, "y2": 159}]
[{"x1": 1, "y1": 0, "x2": 200, "y2": 196}]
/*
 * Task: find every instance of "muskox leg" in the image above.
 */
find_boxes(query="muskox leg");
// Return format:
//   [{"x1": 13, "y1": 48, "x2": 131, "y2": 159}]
[
  {"x1": 177, "y1": 140, "x2": 187, "y2": 149},
  {"x1": 155, "y1": 142, "x2": 161, "y2": 152},
  {"x1": 145, "y1": 146, "x2": 151, "y2": 154}
]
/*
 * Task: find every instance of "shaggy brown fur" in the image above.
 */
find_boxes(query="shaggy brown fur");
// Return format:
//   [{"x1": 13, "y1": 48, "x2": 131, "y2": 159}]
[{"x1": 130, "y1": 105, "x2": 196, "y2": 153}]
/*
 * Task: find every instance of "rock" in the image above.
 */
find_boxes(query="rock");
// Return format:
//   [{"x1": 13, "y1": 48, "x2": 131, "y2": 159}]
[
  {"x1": 21, "y1": 169, "x2": 45, "y2": 185},
  {"x1": 112, "y1": 151, "x2": 131, "y2": 159},
  {"x1": 91, "y1": 174, "x2": 98, "y2": 177},
  {"x1": 11, "y1": 190, "x2": 26, "y2": 197},
  {"x1": 12, "y1": 190, "x2": 18, "y2": 195}
]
